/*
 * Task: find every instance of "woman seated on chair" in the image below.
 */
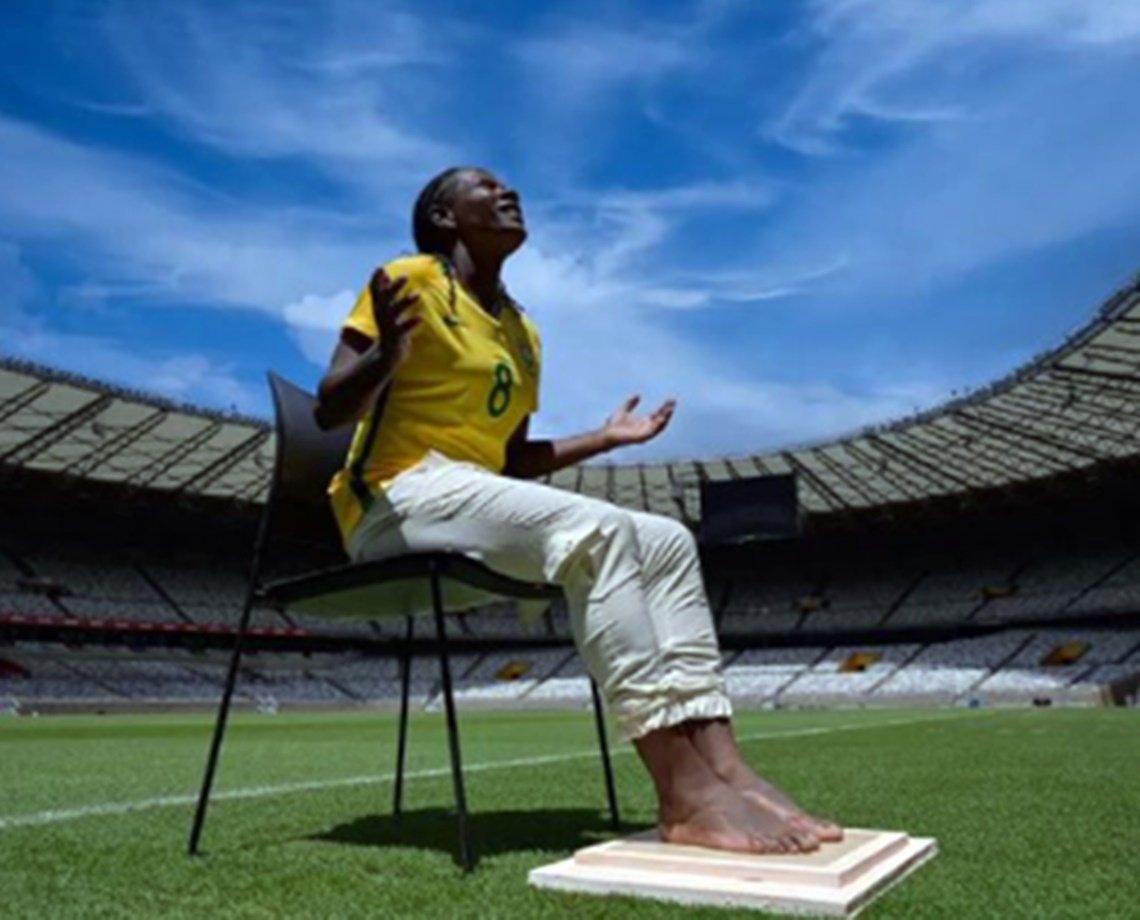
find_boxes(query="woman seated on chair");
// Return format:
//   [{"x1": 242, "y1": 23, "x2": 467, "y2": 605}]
[{"x1": 313, "y1": 167, "x2": 841, "y2": 855}]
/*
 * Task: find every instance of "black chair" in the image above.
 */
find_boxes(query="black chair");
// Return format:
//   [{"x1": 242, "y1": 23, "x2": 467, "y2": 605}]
[{"x1": 187, "y1": 373, "x2": 620, "y2": 870}]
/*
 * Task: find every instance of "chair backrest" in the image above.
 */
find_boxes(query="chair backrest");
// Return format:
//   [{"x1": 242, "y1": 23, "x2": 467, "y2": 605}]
[{"x1": 263, "y1": 372, "x2": 354, "y2": 573}]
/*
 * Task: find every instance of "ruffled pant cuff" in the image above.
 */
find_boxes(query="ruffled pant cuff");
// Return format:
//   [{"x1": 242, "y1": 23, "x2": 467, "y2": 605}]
[{"x1": 616, "y1": 689, "x2": 733, "y2": 740}]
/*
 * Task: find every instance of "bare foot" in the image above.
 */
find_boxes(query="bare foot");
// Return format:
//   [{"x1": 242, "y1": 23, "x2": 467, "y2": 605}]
[
  {"x1": 683, "y1": 719, "x2": 841, "y2": 843},
  {"x1": 659, "y1": 783, "x2": 819, "y2": 854},
  {"x1": 707, "y1": 760, "x2": 842, "y2": 842},
  {"x1": 735, "y1": 775, "x2": 843, "y2": 843}
]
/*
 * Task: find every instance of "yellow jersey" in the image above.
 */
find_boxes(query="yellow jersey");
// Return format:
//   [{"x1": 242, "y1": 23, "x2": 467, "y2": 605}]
[{"x1": 328, "y1": 255, "x2": 541, "y2": 545}]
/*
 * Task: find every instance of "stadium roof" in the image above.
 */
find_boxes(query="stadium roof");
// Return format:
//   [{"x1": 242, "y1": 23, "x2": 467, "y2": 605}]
[
  {"x1": 0, "y1": 360, "x2": 272, "y2": 503},
  {"x1": 1, "y1": 277, "x2": 1138, "y2": 518},
  {"x1": 560, "y1": 278, "x2": 1140, "y2": 521}
]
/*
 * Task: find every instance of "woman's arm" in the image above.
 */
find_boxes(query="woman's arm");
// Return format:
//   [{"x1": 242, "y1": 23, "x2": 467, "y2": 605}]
[
  {"x1": 313, "y1": 332, "x2": 398, "y2": 431},
  {"x1": 504, "y1": 395, "x2": 677, "y2": 479},
  {"x1": 313, "y1": 270, "x2": 420, "y2": 431},
  {"x1": 504, "y1": 417, "x2": 611, "y2": 479}
]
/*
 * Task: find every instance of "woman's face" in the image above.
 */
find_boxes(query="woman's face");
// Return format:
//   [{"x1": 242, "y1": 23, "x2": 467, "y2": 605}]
[{"x1": 438, "y1": 168, "x2": 526, "y2": 254}]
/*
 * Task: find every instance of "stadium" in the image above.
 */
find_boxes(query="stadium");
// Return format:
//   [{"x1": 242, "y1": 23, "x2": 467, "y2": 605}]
[
  {"x1": 3, "y1": 278, "x2": 1139, "y2": 712},
  {"x1": 2, "y1": 276, "x2": 1137, "y2": 916}
]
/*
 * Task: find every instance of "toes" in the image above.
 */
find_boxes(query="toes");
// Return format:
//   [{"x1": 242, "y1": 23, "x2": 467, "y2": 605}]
[
  {"x1": 815, "y1": 820, "x2": 844, "y2": 842},
  {"x1": 791, "y1": 829, "x2": 820, "y2": 852},
  {"x1": 788, "y1": 814, "x2": 816, "y2": 834},
  {"x1": 750, "y1": 835, "x2": 778, "y2": 854}
]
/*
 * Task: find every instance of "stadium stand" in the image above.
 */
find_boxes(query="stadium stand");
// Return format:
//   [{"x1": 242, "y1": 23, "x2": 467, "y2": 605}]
[
  {"x1": 969, "y1": 629, "x2": 1137, "y2": 704},
  {"x1": 1, "y1": 277, "x2": 1138, "y2": 709},
  {"x1": 868, "y1": 631, "x2": 1034, "y2": 704},
  {"x1": 70, "y1": 653, "x2": 222, "y2": 700},
  {"x1": 141, "y1": 559, "x2": 292, "y2": 629},
  {"x1": 1068, "y1": 553, "x2": 1140, "y2": 615},
  {"x1": 237, "y1": 662, "x2": 349, "y2": 702},
  {"x1": 716, "y1": 564, "x2": 814, "y2": 635},
  {"x1": 723, "y1": 646, "x2": 824, "y2": 703},
  {"x1": 780, "y1": 644, "x2": 921, "y2": 706},
  {"x1": 24, "y1": 551, "x2": 185, "y2": 624},
  {"x1": 520, "y1": 651, "x2": 595, "y2": 707},
  {"x1": 4, "y1": 619, "x2": 1137, "y2": 709},
  {"x1": 311, "y1": 655, "x2": 402, "y2": 699},
  {"x1": 974, "y1": 548, "x2": 1134, "y2": 623},
  {"x1": 710, "y1": 533, "x2": 1139, "y2": 638},
  {"x1": 522, "y1": 677, "x2": 594, "y2": 706},
  {"x1": 816, "y1": 566, "x2": 917, "y2": 630},
  {"x1": 886, "y1": 552, "x2": 1016, "y2": 626},
  {"x1": 2, "y1": 645, "x2": 120, "y2": 700},
  {"x1": 448, "y1": 649, "x2": 575, "y2": 706}
]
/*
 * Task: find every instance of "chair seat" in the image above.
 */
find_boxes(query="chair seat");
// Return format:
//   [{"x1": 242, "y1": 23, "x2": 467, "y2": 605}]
[{"x1": 264, "y1": 551, "x2": 561, "y2": 621}]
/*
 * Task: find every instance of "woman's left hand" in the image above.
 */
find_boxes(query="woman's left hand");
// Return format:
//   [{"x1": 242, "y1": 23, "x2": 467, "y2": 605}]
[{"x1": 602, "y1": 394, "x2": 676, "y2": 448}]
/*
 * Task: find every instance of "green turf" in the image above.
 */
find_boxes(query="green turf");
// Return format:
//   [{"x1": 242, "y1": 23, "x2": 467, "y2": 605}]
[{"x1": 1, "y1": 707, "x2": 1137, "y2": 918}]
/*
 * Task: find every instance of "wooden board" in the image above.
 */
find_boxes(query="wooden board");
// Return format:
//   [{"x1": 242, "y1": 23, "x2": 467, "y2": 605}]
[{"x1": 528, "y1": 828, "x2": 938, "y2": 917}]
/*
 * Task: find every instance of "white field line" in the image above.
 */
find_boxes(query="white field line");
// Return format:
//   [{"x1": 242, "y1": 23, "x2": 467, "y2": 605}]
[{"x1": 0, "y1": 710, "x2": 981, "y2": 832}]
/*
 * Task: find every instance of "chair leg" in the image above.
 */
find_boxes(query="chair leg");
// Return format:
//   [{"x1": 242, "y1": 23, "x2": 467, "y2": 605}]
[
  {"x1": 392, "y1": 616, "x2": 413, "y2": 820},
  {"x1": 429, "y1": 564, "x2": 472, "y2": 872},
  {"x1": 590, "y1": 679, "x2": 621, "y2": 830},
  {"x1": 187, "y1": 603, "x2": 254, "y2": 855}
]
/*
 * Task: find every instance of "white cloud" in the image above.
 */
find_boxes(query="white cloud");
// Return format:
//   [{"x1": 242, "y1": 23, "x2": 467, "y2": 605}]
[
  {"x1": 515, "y1": 23, "x2": 694, "y2": 106},
  {"x1": 529, "y1": 177, "x2": 788, "y2": 304},
  {"x1": 769, "y1": 0, "x2": 1140, "y2": 154},
  {"x1": 100, "y1": 1, "x2": 455, "y2": 195},
  {"x1": 0, "y1": 246, "x2": 258, "y2": 416},
  {"x1": 16, "y1": 0, "x2": 1131, "y2": 457},
  {"x1": 689, "y1": 256, "x2": 851, "y2": 306},
  {"x1": 600, "y1": 179, "x2": 776, "y2": 213},
  {"x1": 2, "y1": 323, "x2": 263, "y2": 415},
  {"x1": 146, "y1": 355, "x2": 261, "y2": 412},
  {"x1": 512, "y1": 0, "x2": 750, "y2": 110},
  {"x1": 0, "y1": 108, "x2": 949, "y2": 453},
  {"x1": 506, "y1": 7, "x2": 738, "y2": 176},
  {"x1": 0, "y1": 115, "x2": 390, "y2": 315},
  {"x1": 591, "y1": 179, "x2": 777, "y2": 277},
  {"x1": 760, "y1": 57, "x2": 1140, "y2": 298},
  {"x1": 281, "y1": 290, "x2": 357, "y2": 365},
  {"x1": 746, "y1": 0, "x2": 1140, "y2": 300},
  {"x1": 67, "y1": 98, "x2": 153, "y2": 119},
  {"x1": 506, "y1": 219, "x2": 945, "y2": 460},
  {"x1": 0, "y1": 242, "x2": 37, "y2": 325},
  {"x1": 0, "y1": 115, "x2": 389, "y2": 404}
]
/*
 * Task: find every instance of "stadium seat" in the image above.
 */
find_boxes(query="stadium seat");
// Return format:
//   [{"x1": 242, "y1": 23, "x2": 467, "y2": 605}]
[{"x1": 188, "y1": 374, "x2": 620, "y2": 871}]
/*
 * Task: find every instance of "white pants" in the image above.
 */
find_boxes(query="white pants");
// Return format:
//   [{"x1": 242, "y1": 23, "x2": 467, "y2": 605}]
[{"x1": 347, "y1": 451, "x2": 732, "y2": 739}]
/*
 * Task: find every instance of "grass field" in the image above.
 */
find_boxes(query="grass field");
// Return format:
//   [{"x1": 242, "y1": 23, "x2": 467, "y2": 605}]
[{"x1": 2, "y1": 706, "x2": 1137, "y2": 918}]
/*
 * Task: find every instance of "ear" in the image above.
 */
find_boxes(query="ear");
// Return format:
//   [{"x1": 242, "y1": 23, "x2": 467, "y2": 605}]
[{"x1": 430, "y1": 202, "x2": 457, "y2": 232}]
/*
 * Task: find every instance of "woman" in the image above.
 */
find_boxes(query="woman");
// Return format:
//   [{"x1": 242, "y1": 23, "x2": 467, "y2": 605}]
[{"x1": 315, "y1": 166, "x2": 840, "y2": 854}]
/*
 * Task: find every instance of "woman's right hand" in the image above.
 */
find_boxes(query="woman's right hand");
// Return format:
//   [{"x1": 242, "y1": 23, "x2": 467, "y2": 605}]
[{"x1": 370, "y1": 268, "x2": 421, "y2": 365}]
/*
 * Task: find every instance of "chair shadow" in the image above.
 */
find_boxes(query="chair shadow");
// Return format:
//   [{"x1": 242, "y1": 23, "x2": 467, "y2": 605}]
[{"x1": 306, "y1": 807, "x2": 635, "y2": 869}]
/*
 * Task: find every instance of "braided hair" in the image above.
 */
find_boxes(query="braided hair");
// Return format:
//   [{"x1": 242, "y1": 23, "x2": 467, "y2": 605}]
[{"x1": 411, "y1": 166, "x2": 470, "y2": 255}]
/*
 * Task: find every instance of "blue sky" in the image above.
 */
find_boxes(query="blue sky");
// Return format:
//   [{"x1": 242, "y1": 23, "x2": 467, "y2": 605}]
[{"x1": 2, "y1": 0, "x2": 1140, "y2": 461}]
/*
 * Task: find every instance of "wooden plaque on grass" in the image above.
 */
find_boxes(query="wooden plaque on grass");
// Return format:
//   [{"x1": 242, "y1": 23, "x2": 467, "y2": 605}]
[{"x1": 529, "y1": 829, "x2": 937, "y2": 917}]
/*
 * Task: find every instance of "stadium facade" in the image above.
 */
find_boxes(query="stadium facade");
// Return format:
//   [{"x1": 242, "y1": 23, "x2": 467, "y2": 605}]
[{"x1": 1, "y1": 279, "x2": 1138, "y2": 713}]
